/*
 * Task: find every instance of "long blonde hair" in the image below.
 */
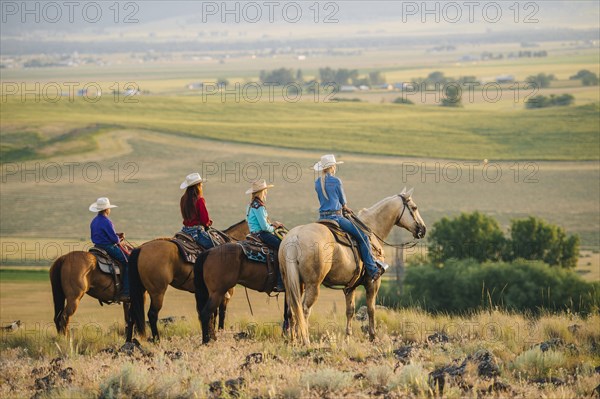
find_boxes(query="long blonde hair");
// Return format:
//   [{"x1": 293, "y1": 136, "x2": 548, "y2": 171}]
[
  {"x1": 320, "y1": 166, "x2": 336, "y2": 200},
  {"x1": 251, "y1": 189, "x2": 267, "y2": 203}
]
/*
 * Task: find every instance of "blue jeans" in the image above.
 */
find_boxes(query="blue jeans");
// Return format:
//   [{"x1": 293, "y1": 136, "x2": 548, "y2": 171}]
[
  {"x1": 96, "y1": 243, "x2": 129, "y2": 296},
  {"x1": 322, "y1": 215, "x2": 379, "y2": 278},
  {"x1": 182, "y1": 226, "x2": 214, "y2": 249},
  {"x1": 255, "y1": 231, "x2": 281, "y2": 250},
  {"x1": 254, "y1": 231, "x2": 283, "y2": 289}
]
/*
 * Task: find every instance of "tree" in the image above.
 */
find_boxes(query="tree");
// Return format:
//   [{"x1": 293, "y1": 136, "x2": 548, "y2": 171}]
[
  {"x1": 505, "y1": 216, "x2": 580, "y2": 268},
  {"x1": 295, "y1": 69, "x2": 304, "y2": 84},
  {"x1": 259, "y1": 68, "x2": 295, "y2": 85},
  {"x1": 525, "y1": 73, "x2": 555, "y2": 88},
  {"x1": 318, "y1": 67, "x2": 335, "y2": 83},
  {"x1": 441, "y1": 84, "x2": 462, "y2": 107},
  {"x1": 570, "y1": 69, "x2": 599, "y2": 86},
  {"x1": 369, "y1": 71, "x2": 386, "y2": 85},
  {"x1": 393, "y1": 97, "x2": 414, "y2": 105},
  {"x1": 428, "y1": 212, "x2": 506, "y2": 263}
]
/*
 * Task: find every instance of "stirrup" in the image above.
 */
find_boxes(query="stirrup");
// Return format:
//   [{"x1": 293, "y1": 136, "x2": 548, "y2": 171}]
[{"x1": 376, "y1": 260, "x2": 389, "y2": 271}]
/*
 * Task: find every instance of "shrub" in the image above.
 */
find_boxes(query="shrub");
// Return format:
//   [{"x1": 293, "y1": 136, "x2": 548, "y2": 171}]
[
  {"x1": 393, "y1": 97, "x2": 414, "y2": 105},
  {"x1": 371, "y1": 259, "x2": 599, "y2": 314},
  {"x1": 570, "y1": 69, "x2": 599, "y2": 86},
  {"x1": 428, "y1": 211, "x2": 506, "y2": 263},
  {"x1": 506, "y1": 216, "x2": 580, "y2": 268},
  {"x1": 526, "y1": 73, "x2": 555, "y2": 88},
  {"x1": 526, "y1": 94, "x2": 574, "y2": 109}
]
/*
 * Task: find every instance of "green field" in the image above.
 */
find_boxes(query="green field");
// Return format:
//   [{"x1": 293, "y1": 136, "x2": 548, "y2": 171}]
[{"x1": 2, "y1": 97, "x2": 599, "y2": 161}]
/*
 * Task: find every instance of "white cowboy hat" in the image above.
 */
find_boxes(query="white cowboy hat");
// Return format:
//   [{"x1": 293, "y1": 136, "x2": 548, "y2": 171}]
[
  {"x1": 245, "y1": 179, "x2": 274, "y2": 194},
  {"x1": 89, "y1": 197, "x2": 117, "y2": 212},
  {"x1": 313, "y1": 154, "x2": 344, "y2": 172},
  {"x1": 180, "y1": 172, "x2": 203, "y2": 189}
]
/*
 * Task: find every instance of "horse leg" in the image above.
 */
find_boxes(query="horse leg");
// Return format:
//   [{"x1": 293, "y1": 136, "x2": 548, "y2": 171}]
[
  {"x1": 123, "y1": 302, "x2": 133, "y2": 341},
  {"x1": 302, "y1": 283, "x2": 319, "y2": 333},
  {"x1": 61, "y1": 293, "x2": 84, "y2": 336},
  {"x1": 200, "y1": 293, "x2": 223, "y2": 344},
  {"x1": 218, "y1": 288, "x2": 232, "y2": 330},
  {"x1": 365, "y1": 280, "x2": 381, "y2": 341},
  {"x1": 344, "y1": 289, "x2": 356, "y2": 336},
  {"x1": 147, "y1": 291, "x2": 165, "y2": 342}
]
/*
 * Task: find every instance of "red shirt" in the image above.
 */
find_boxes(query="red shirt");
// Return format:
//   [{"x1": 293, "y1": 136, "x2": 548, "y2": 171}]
[{"x1": 183, "y1": 197, "x2": 212, "y2": 227}]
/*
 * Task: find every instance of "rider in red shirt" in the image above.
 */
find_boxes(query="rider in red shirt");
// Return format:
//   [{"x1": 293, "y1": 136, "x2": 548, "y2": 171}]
[{"x1": 180, "y1": 173, "x2": 214, "y2": 248}]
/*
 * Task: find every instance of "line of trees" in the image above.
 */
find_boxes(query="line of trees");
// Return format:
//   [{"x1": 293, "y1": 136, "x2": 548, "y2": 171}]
[
  {"x1": 525, "y1": 94, "x2": 575, "y2": 109},
  {"x1": 428, "y1": 212, "x2": 580, "y2": 268},
  {"x1": 257, "y1": 67, "x2": 387, "y2": 87}
]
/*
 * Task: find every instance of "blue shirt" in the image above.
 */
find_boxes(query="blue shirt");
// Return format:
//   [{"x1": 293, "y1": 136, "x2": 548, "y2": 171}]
[
  {"x1": 315, "y1": 174, "x2": 347, "y2": 213},
  {"x1": 91, "y1": 214, "x2": 120, "y2": 245},
  {"x1": 246, "y1": 198, "x2": 275, "y2": 234}
]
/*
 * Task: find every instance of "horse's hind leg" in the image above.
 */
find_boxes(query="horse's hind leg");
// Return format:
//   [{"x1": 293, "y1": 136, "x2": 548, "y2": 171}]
[
  {"x1": 147, "y1": 291, "x2": 165, "y2": 342},
  {"x1": 344, "y1": 289, "x2": 356, "y2": 336},
  {"x1": 218, "y1": 288, "x2": 232, "y2": 330},
  {"x1": 201, "y1": 293, "x2": 223, "y2": 344},
  {"x1": 61, "y1": 293, "x2": 84, "y2": 336},
  {"x1": 302, "y1": 284, "x2": 319, "y2": 326}
]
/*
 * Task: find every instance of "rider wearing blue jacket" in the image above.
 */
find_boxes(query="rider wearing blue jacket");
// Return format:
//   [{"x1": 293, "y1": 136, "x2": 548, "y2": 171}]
[{"x1": 314, "y1": 154, "x2": 388, "y2": 282}]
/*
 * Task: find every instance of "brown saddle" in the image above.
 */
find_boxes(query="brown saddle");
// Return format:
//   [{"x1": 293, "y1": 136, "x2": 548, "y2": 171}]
[
  {"x1": 171, "y1": 229, "x2": 229, "y2": 264},
  {"x1": 171, "y1": 232, "x2": 204, "y2": 264},
  {"x1": 89, "y1": 247, "x2": 122, "y2": 275},
  {"x1": 239, "y1": 235, "x2": 279, "y2": 294},
  {"x1": 317, "y1": 219, "x2": 365, "y2": 290},
  {"x1": 89, "y1": 247, "x2": 124, "y2": 304}
]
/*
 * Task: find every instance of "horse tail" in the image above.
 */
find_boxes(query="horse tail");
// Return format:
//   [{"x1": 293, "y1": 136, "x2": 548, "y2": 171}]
[
  {"x1": 128, "y1": 248, "x2": 146, "y2": 337},
  {"x1": 49, "y1": 255, "x2": 66, "y2": 334},
  {"x1": 280, "y1": 235, "x2": 309, "y2": 344},
  {"x1": 193, "y1": 250, "x2": 210, "y2": 319}
]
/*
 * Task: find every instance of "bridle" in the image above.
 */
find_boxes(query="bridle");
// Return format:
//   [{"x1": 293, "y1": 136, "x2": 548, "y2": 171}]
[{"x1": 348, "y1": 194, "x2": 422, "y2": 249}]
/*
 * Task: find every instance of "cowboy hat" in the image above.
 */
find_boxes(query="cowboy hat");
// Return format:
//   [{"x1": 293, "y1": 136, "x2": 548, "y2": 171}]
[
  {"x1": 245, "y1": 179, "x2": 274, "y2": 194},
  {"x1": 313, "y1": 154, "x2": 344, "y2": 172},
  {"x1": 180, "y1": 172, "x2": 203, "y2": 189},
  {"x1": 89, "y1": 197, "x2": 117, "y2": 212}
]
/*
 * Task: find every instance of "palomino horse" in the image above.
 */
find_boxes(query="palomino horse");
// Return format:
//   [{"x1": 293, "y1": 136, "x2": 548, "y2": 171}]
[
  {"x1": 279, "y1": 188, "x2": 426, "y2": 344},
  {"x1": 193, "y1": 242, "x2": 288, "y2": 344},
  {"x1": 50, "y1": 250, "x2": 131, "y2": 335},
  {"x1": 127, "y1": 220, "x2": 249, "y2": 342}
]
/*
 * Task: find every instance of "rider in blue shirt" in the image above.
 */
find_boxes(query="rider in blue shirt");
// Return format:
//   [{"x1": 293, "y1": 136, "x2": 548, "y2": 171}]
[
  {"x1": 89, "y1": 197, "x2": 129, "y2": 299},
  {"x1": 314, "y1": 154, "x2": 387, "y2": 282},
  {"x1": 245, "y1": 179, "x2": 285, "y2": 292}
]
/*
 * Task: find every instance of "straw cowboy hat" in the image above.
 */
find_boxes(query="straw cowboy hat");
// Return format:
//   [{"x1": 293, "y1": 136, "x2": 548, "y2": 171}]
[
  {"x1": 180, "y1": 172, "x2": 203, "y2": 189},
  {"x1": 313, "y1": 154, "x2": 344, "y2": 172},
  {"x1": 89, "y1": 197, "x2": 117, "y2": 212},
  {"x1": 245, "y1": 179, "x2": 274, "y2": 194}
]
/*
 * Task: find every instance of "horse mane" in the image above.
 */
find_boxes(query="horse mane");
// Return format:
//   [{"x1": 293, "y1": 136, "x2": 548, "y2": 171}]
[{"x1": 225, "y1": 219, "x2": 246, "y2": 231}]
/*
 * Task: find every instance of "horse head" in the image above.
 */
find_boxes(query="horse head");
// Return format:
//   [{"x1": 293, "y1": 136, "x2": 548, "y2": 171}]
[{"x1": 397, "y1": 187, "x2": 427, "y2": 239}]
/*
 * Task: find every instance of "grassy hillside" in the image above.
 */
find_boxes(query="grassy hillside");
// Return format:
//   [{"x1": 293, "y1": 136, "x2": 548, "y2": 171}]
[{"x1": 1, "y1": 97, "x2": 598, "y2": 161}]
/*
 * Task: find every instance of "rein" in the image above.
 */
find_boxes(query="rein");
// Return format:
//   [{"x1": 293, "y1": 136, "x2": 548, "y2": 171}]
[{"x1": 347, "y1": 197, "x2": 419, "y2": 249}]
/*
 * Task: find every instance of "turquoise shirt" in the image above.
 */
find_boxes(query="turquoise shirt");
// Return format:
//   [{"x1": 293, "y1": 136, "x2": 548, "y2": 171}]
[{"x1": 246, "y1": 198, "x2": 274, "y2": 233}]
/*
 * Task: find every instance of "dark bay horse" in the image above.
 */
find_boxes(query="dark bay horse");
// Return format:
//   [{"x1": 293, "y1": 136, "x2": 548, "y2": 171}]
[
  {"x1": 127, "y1": 220, "x2": 248, "y2": 342},
  {"x1": 193, "y1": 242, "x2": 288, "y2": 344},
  {"x1": 50, "y1": 251, "x2": 130, "y2": 335}
]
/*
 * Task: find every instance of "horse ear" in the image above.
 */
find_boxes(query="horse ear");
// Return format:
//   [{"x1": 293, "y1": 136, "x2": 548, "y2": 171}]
[
  {"x1": 400, "y1": 187, "x2": 407, "y2": 195},
  {"x1": 406, "y1": 188, "x2": 414, "y2": 197}
]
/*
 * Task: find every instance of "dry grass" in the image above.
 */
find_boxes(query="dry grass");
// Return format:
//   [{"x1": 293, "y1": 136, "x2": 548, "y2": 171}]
[{"x1": 1, "y1": 306, "x2": 598, "y2": 398}]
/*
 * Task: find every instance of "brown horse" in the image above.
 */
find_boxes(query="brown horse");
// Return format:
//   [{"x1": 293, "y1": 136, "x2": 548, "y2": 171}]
[
  {"x1": 50, "y1": 251, "x2": 131, "y2": 335},
  {"x1": 127, "y1": 220, "x2": 249, "y2": 342},
  {"x1": 193, "y1": 243, "x2": 288, "y2": 344}
]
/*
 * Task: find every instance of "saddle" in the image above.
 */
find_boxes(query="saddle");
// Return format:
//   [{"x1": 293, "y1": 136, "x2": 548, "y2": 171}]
[
  {"x1": 89, "y1": 247, "x2": 124, "y2": 304},
  {"x1": 89, "y1": 247, "x2": 122, "y2": 275},
  {"x1": 317, "y1": 219, "x2": 375, "y2": 290},
  {"x1": 171, "y1": 232, "x2": 204, "y2": 264},
  {"x1": 239, "y1": 235, "x2": 279, "y2": 294},
  {"x1": 171, "y1": 229, "x2": 229, "y2": 264}
]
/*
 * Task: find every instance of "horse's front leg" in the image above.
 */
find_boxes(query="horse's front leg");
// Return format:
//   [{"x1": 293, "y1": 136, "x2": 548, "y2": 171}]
[
  {"x1": 344, "y1": 289, "x2": 356, "y2": 336},
  {"x1": 365, "y1": 279, "x2": 381, "y2": 341}
]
